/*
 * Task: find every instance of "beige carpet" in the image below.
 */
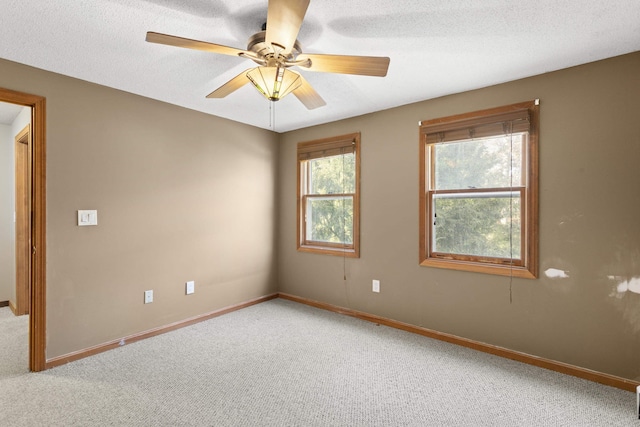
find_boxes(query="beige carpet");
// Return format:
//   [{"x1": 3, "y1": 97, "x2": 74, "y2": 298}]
[
  {"x1": 0, "y1": 301, "x2": 636, "y2": 426},
  {"x1": 0, "y1": 306, "x2": 28, "y2": 377}
]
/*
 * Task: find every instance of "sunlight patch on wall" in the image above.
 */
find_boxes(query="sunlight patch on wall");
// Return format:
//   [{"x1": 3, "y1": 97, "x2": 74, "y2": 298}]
[
  {"x1": 541, "y1": 259, "x2": 574, "y2": 294},
  {"x1": 544, "y1": 268, "x2": 569, "y2": 279},
  {"x1": 607, "y1": 274, "x2": 640, "y2": 334},
  {"x1": 609, "y1": 276, "x2": 640, "y2": 295},
  {"x1": 603, "y1": 247, "x2": 640, "y2": 334}
]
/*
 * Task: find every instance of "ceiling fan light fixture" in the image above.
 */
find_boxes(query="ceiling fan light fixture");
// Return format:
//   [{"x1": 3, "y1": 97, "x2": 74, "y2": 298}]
[{"x1": 246, "y1": 66, "x2": 301, "y2": 102}]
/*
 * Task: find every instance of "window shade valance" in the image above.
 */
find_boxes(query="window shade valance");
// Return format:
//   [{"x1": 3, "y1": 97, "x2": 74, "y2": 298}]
[
  {"x1": 297, "y1": 134, "x2": 357, "y2": 160},
  {"x1": 421, "y1": 102, "x2": 534, "y2": 145}
]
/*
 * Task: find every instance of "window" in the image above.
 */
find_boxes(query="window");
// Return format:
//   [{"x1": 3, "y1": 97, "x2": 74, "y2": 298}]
[
  {"x1": 419, "y1": 101, "x2": 539, "y2": 278},
  {"x1": 297, "y1": 133, "x2": 360, "y2": 257}
]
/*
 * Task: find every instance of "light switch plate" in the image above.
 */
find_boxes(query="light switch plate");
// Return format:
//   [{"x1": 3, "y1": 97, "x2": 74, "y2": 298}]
[
  {"x1": 77, "y1": 210, "x2": 98, "y2": 226},
  {"x1": 144, "y1": 290, "x2": 153, "y2": 304}
]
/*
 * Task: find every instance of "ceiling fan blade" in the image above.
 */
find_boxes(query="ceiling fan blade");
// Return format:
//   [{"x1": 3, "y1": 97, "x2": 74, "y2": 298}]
[
  {"x1": 146, "y1": 32, "x2": 246, "y2": 57},
  {"x1": 206, "y1": 70, "x2": 252, "y2": 98},
  {"x1": 293, "y1": 74, "x2": 326, "y2": 110},
  {"x1": 296, "y1": 53, "x2": 390, "y2": 77},
  {"x1": 265, "y1": 0, "x2": 310, "y2": 54}
]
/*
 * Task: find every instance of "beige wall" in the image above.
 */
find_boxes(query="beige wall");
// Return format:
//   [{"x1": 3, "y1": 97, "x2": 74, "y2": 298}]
[
  {"x1": 0, "y1": 124, "x2": 13, "y2": 302},
  {"x1": 278, "y1": 52, "x2": 640, "y2": 381},
  {"x1": 0, "y1": 58, "x2": 279, "y2": 359}
]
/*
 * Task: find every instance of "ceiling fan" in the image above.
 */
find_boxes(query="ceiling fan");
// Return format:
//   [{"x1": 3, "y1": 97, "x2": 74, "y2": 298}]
[{"x1": 146, "y1": 0, "x2": 390, "y2": 110}]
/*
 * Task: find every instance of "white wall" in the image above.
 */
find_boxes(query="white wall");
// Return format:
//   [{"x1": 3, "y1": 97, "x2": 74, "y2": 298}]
[
  {"x1": 0, "y1": 106, "x2": 31, "y2": 304},
  {"x1": 0, "y1": 124, "x2": 14, "y2": 302},
  {"x1": 12, "y1": 108, "x2": 30, "y2": 142}
]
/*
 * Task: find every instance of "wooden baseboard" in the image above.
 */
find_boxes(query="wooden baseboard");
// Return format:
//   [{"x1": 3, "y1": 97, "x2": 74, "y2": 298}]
[
  {"x1": 0, "y1": 300, "x2": 8, "y2": 308},
  {"x1": 278, "y1": 293, "x2": 640, "y2": 392},
  {"x1": 9, "y1": 300, "x2": 17, "y2": 315},
  {"x1": 42, "y1": 291, "x2": 640, "y2": 392},
  {"x1": 46, "y1": 293, "x2": 279, "y2": 369}
]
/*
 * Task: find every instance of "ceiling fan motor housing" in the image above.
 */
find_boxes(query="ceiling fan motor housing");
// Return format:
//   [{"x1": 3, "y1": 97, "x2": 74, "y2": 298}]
[{"x1": 247, "y1": 31, "x2": 302, "y2": 65}]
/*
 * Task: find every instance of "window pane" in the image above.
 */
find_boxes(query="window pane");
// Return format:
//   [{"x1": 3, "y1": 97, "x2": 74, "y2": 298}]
[
  {"x1": 309, "y1": 153, "x2": 355, "y2": 195},
  {"x1": 433, "y1": 192, "x2": 521, "y2": 259},
  {"x1": 306, "y1": 196, "x2": 353, "y2": 244},
  {"x1": 434, "y1": 134, "x2": 524, "y2": 190}
]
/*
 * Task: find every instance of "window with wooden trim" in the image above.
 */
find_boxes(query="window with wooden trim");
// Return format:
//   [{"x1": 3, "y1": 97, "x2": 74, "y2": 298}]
[
  {"x1": 297, "y1": 133, "x2": 360, "y2": 257},
  {"x1": 419, "y1": 101, "x2": 539, "y2": 278}
]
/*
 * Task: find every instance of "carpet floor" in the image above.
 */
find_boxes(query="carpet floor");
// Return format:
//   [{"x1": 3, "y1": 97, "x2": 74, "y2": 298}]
[{"x1": 0, "y1": 300, "x2": 636, "y2": 426}]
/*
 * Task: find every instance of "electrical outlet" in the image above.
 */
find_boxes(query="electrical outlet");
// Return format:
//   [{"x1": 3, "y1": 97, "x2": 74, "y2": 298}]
[
  {"x1": 186, "y1": 281, "x2": 195, "y2": 295},
  {"x1": 372, "y1": 279, "x2": 380, "y2": 293},
  {"x1": 144, "y1": 290, "x2": 153, "y2": 304}
]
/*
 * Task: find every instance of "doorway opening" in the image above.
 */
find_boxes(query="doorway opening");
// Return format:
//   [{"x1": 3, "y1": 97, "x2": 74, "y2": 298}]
[
  {"x1": 0, "y1": 87, "x2": 46, "y2": 372},
  {"x1": 14, "y1": 124, "x2": 30, "y2": 316}
]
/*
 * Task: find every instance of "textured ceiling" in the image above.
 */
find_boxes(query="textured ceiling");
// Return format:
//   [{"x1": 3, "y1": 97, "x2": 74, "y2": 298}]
[{"x1": 1, "y1": 0, "x2": 639, "y2": 132}]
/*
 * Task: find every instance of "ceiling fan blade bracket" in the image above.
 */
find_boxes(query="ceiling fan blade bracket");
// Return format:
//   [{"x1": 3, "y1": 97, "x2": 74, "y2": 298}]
[
  {"x1": 286, "y1": 58, "x2": 312, "y2": 68},
  {"x1": 239, "y1": 52, "x2": 268, "y2": 66}
]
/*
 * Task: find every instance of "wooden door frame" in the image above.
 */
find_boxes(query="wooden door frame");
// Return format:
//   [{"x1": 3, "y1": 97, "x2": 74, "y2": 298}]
[
  {"x1": 14, "y1": 125, "x2": 31, "y2": 316},
  {"x1": 0, "y1": 87, "x2": 46, "y2": 372}
]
